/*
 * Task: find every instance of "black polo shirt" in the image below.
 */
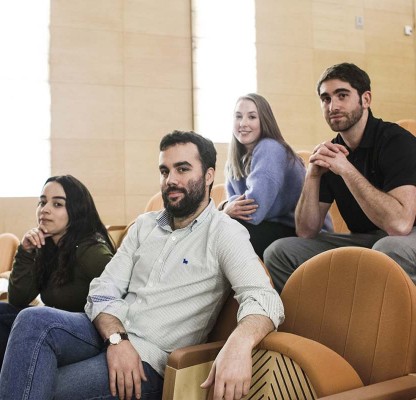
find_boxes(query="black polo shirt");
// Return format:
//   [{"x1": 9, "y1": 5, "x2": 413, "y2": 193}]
[{"x1": 319, "y1": 111, "x2": 416, "y2": 233}]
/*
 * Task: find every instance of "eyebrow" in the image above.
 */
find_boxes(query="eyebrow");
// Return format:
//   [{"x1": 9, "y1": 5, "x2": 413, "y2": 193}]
[
  {"x1": 39, "y1": 195, "x2": 67, "y2": 201},
  {"x1": 159, "y1": 161, "x2": 192, "y2": 170},
  {"x1": 320, "y1": 88, "x2": 351, "y2": 98}
]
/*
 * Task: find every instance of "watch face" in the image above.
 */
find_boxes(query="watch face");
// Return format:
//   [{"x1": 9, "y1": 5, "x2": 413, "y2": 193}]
[{"x1": 109, "y1": 333, "x2": 122, "y2": 345}]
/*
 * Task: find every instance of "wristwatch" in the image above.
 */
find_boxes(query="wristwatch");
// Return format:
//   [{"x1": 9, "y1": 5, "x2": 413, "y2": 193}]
[{"x1": 104, "y1": 332, "x2": 129, "y2": 348}]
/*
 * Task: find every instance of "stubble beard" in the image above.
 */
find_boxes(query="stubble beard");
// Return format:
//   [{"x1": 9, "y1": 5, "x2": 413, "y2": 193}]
[{"x1": 327, "y1": 104, "x2": 364, "y2": 133}]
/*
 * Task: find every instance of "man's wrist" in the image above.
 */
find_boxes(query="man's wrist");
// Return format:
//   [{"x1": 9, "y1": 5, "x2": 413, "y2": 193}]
[{"x1": 104, "y1": 331, "x2": 129, "y2": 347}]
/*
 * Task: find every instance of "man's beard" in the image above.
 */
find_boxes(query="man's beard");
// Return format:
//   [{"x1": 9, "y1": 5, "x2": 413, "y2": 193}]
[
  {"x1": 327, "y1": 104, "x2": 364, "y2": 132},
  {"x1": 162, "y1": 176, "x2": 206, "y2": 218}
]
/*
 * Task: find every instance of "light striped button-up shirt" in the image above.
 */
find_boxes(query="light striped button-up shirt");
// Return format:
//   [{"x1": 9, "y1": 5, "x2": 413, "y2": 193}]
[{"x1": 85, "y1": 200, "x2": 284, "y2": 375}]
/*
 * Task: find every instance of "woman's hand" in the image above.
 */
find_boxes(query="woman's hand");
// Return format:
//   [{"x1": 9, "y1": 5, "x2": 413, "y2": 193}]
[
  {"x1": 21, "y1": 225, "x2": 52, "y2": 252},
  {"x1": 223, "y1": 195, "x2": 258, "y2": 221}
]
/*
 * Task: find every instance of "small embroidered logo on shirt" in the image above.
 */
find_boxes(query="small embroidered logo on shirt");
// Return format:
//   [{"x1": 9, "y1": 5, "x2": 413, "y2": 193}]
[{"x1": 183, "y1": 258, "x2": 188, "y2": 265}]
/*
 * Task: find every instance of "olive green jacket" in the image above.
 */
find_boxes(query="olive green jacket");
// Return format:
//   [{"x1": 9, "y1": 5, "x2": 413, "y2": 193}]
[{"x1": 8, "y1": 240, "x2": 113, "y2": 311}]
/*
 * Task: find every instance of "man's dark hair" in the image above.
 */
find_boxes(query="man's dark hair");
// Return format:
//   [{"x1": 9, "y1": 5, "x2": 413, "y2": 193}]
[
  {"x1": 317, "y1": 63, "x2": 371, "y2": 97},
  {"x1": 160, "y1": 130, "x2": 216, "y2": 173}
]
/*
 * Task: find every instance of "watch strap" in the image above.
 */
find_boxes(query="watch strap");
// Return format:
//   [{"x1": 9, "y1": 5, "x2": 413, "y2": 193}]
[{"x1": 104, "y1": 332, "x2": 129, "y2": 348}]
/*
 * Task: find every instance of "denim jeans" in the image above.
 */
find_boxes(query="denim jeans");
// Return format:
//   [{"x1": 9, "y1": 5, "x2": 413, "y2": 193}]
[
  {"x1": 0, "y1": 302, "x2": 21, "y2": 369},
  {"x1": 0, "y1": 307, "x2": 164, "y2": 399}
]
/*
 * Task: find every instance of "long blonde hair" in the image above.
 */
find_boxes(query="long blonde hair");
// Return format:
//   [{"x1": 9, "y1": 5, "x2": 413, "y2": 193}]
[{"x1": 226, "y1": 93, "x2": 299, "y2": 180}]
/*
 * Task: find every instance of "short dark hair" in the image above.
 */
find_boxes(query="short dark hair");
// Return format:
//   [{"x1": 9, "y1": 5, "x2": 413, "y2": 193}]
[
  {"x1": 317, "y1": 63, "x2": 371, "y2": 97},
  {"x1": 160, "y1": 130, "x2": 217, "y2": 174}
]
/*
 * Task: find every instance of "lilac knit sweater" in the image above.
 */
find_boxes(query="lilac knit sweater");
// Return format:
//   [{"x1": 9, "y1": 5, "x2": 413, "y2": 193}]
[{"x1": 226, "y1": 138, "x2": 305, "y2": 228}]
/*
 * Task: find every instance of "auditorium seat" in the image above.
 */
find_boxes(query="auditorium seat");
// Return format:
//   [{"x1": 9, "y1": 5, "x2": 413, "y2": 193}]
[{"x1": 162, "y1": 247, "x2": 416, "y2": 399}]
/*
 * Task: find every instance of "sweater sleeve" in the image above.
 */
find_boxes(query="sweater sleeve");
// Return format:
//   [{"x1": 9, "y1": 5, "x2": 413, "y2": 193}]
[
  {"x1": 244, "y1": 139, "x2": 290, "y2": 225},
  {"x1": 226, "y1": 179, "x2": 237, "y2": 198},
  {"x1": 8, "y1": 245, "x2": 39, "y2": 307}
]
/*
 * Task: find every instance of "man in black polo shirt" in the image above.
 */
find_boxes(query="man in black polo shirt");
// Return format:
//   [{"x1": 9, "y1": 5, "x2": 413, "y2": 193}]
[{"x1": 264, "y1": 62, "x2": 416, "y2": 293}]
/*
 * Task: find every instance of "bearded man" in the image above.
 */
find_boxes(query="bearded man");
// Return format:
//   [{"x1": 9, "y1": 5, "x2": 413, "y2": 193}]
[
  {"x1": 0, "y1": 131, "x2": 283, "y2": 400},
  {"x1": 264, "y1": 62, "x2": 416, "y2": 293}
]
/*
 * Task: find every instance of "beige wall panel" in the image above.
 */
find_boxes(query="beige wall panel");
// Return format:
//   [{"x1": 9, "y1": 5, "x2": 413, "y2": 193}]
[
  {"x1": 261, "y1": 93, "x2": 322, "y2": 149},
  {"x1": 50, "y1": 27, "x2": 123, "y2": 85},
  {"x1": 257, "y1": 44, "x2": 314, "y2": 95},
  {"x1": 124, "y1": 140, "x2": 161, "y2": 196},
  {"x1": 372, "y1": 101, "x2": 416, "y2": 121},
  {"x1": 256, "y1": 0, "x2": 313, "y2": 47},
  {"x1": 0, "y1": 198, "x2": 37, "y2": 239},
  {"x1": 51, "y1": 83, "x2": 124, "y2": 140},
  {"x1": 313, "y1": 1, "x2": 364, "y2": 30},
  {"x1": 313, "y1": 2, "x2": 365, "y2": 52},
  {"x1": 313, "y1": 0, "x2": 363, "y2": 5},
  {"x1": 365, "y1": 34, "x2": 414, "y2": 58},
  {"x1": 51, "y1": 0, "x2": 123, "y2": 30},
  {"x1": 51, "y1": 139, "x2": 125, "y2": 196},
  {"x1": 94, "y1": 195, "x2": 126, "y2": 226},
  {"x1": 364, "y1": 0, "x2": 414, "y2": 13},
  {"x1": 125, "y1": 86, "x2": 192, "y2": 141},
  {"x1": 364, "y1": 9, "x2": 415, "y2": 57},
  {"x1": 124, "y1": 0, "x2": 190, "y2": 37},
  {"x1": 367, "y1": 57, "x2": 416, "y2": 104},
  {"x1": 214, "y1": 142, "x2": 228, "y2": 185},
  {"x1": 124, "y1": 33, "x2": 192, "y2": 89},
  {"x1": 126, "y1": 195, "x2": 155, "y2": 222}
]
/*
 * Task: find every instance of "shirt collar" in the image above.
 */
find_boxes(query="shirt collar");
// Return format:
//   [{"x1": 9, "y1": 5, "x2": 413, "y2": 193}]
[{"x1": 156, "y1": 199, "x2": 215, "y2": 232}]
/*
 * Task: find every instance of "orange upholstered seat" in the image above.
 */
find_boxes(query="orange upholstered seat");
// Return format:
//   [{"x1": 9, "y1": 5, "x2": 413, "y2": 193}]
[{"x1": 162, "y1": 247, "x2": 416, "y2": 399}]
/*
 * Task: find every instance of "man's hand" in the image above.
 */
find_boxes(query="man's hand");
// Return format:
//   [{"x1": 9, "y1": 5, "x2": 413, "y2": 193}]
[
  {"x1": 200, "y1": 315, "x2": 274, "y2": 400},
  {"x1": 200, "y1": 342, "x2": 252, "y2": 400},
  {"x1": 309, "y1": 141, "x2": 349, "y2": 176},
  {"x1": 106, "y1": 340, "x2": 147, "y2": 400},
  {"x1": 223, "y1": 194, "x2": 258, "y2": 221}
]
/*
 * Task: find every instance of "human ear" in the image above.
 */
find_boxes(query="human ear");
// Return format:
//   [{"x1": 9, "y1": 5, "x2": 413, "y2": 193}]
[{"x1": 205, "y1": 167, "x2": 215, "y2": 187}]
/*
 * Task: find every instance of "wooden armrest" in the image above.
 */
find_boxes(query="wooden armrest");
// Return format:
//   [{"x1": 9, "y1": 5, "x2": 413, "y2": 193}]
[
  {"x1": 163, "y1": 341, "x2": 225, "y2": 400},
  {"x1": 167, "y1": 340, "x2": 225, "y2": 370},
  {"x1": 318, "y1": 375, "x2": 416, "y2": 400},
  {"x1": 258, "y1": 332, "x2": 364, "y2": 397},
  {"x1": 106, "y1": 225, "x2": 127, "y2": 231}
]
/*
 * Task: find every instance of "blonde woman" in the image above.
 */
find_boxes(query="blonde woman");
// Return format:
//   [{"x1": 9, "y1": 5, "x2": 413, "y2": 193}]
[{"x1": 222, "y1": 93, "x2": 305, "y2": 259}]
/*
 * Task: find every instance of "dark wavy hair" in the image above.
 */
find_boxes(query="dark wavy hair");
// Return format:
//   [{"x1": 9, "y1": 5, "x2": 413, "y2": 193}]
[{"x1": 34, "y1": 175, "x2": 115, "y2": 288}]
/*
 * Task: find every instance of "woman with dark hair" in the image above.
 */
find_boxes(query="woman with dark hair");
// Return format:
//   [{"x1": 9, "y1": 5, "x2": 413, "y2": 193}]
[
  {"x1": 0, "y1": 175, "x2": 115, "y2": 365},
  {"x1": 221, "y1": 93, "x2": 306, "y2": 259}
]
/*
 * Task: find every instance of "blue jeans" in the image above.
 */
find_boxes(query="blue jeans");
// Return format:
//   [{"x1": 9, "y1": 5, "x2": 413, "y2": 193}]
[
  {"x1": 0, "y1": 302, "x2": 21, "y2": 369},
  {"x1": 0, "y1": 307, "x2": 164, "y2": 399}
]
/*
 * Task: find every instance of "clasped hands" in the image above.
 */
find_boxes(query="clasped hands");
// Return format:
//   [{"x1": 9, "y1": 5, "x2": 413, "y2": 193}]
[{"x1": 309, "y1": 140, "x2": 350, "y2": 176}]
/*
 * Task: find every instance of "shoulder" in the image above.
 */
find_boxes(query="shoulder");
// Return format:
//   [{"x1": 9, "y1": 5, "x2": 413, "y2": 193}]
[
  {"x1": 369, "y1": 115, "x2": 415, "y2": 145},
  {"x1": 207, "y1": 207, "x2": 250, "y2": 239},
  {"x1": 75, "y1": 236, "x2": 114, "y2": 259},
  {"x1": 254, "y1": 138, "x2": 284, "y2": 152},
  {"x1": 252, "y1": 138, "x2": 287, "y2": 160}
]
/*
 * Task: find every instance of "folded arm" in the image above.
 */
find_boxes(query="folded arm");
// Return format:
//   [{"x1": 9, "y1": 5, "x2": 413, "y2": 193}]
[{"x1": 312, "y1": 141, "x2": 416, "y2": 235}]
